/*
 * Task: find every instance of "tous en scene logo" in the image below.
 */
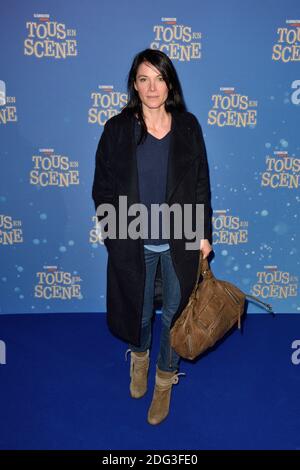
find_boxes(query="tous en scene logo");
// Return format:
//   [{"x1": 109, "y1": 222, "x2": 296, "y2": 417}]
[
  {"x1": 208, "y1": 87, "x2": 257, "y2": 128},
  {"x1": 212, "y1": 210, "x2": 248, "y2": 245},
  {"x1": 0, "y1": 80, "x2": 17, "y2": 125},
  {"x1": 252, "y1": 266, "x2": 298, "y2": 300},
  {"x1": 30, "y1": 149, "x2": 79, "y2": 187},
  {"x1": 90, "y1": 215, "x2": 104, "y2": 245},
  {"x1": 151, "y1": 18, "x2": 202, "y2": 61},
  {"x1": 261, "y1": 151, "x2": 300, "y2": 189},
  {"x1": 0, "y1": 215, "x2": 23, "y2": 245},
  {"x1": 88, "y1": 85, "x2": 127, "y2": 126},
  {"x1": 34, "y1": 266, "x2": 82, "y2": 300},
  {"x1": 272, "y1": 20, "x2": 300, "y2": 62},
  {"x1": 24, "y1": 13, "x2": 77, "y2": 59}
]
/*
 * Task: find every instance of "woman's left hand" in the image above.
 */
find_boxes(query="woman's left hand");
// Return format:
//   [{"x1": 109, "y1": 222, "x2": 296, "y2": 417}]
[{"x1": 200, "y1": 239, "x2": 213, "y2": 259}]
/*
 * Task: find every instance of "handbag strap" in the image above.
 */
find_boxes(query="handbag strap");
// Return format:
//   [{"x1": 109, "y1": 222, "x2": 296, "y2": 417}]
[
  {"x1": 191, "y1": 250, "x2": 210, "y2": 295},
  {"x1": 244, "y1": 294, "x2": 273, "y2": 313}
]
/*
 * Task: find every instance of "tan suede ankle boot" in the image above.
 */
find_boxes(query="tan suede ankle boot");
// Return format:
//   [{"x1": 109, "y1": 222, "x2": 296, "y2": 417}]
[
  {"x1": 147, "y1": 366, "x2": 185, "y2": 425},
  {"x1": 125, "y1": 349, "x2": 150, "y2": 398}
]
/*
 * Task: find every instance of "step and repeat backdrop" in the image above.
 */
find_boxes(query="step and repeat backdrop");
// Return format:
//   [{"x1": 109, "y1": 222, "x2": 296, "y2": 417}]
[{"x1": 0, "y1": 0, "x2": 299, "y2": 315}]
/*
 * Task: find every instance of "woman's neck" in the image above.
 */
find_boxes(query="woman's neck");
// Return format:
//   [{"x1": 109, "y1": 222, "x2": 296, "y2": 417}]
[{"x1": 136, "y1": 108, "x2": 171, "y2": 133}]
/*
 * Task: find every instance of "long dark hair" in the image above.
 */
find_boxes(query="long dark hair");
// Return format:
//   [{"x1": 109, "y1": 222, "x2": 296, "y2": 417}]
[{"x1": 122, "y1": 48, "x2": 187, "y2": 145}]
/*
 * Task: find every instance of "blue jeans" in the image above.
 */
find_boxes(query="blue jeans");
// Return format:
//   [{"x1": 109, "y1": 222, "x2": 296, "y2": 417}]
[{"x1": 129, "y1": 246, "x2": 181, "y2": 372}]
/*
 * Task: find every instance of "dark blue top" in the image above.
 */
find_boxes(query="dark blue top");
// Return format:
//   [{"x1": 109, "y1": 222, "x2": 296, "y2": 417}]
[{"x1": 135, "y1": 118, "x2": 172, "y2": 245}]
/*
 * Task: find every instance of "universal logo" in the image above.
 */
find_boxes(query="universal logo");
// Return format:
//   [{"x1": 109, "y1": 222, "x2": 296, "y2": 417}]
[
  {"x1": 0, "y1": 80, "x2": 17, "y2": 125},
  {"x1": 150, "y1": 18, "x2": 202, "y2": 61},
  {"x1": 212, "y1": 210, "x2": 248, "y2": 245},
  {"x1": 0, "y1": 215, "x2": 23, "y2": 245},
  {"x1": 272, "y1": 20, "x2": 300, "y2": 63},
  {"x1": 261, "y1": 151, "x2": 300, "y2": 189},
  {"x1": 30, "y1": 149, "x2": 79, "y2": 187},
  {"x1": 88, "y1": 85, "x2": 127, "y2": 126},
  {"x1": 208, "y1": 87, "x2": 257, "y2": 128},
  {"x1": 34, "y1": 266, "x2": 83, "y2": 300},
  {"x1": 291, "y1": 340, "x2": 300, "y2": 365},
  {"x1": 24, "y1": 13, "x2": 77, "y2": 59},
  {"x1": 0, "y1": 340, "x2": 6, "y2": 365},
  {"x1": 252, "y1": 266, "x2": 298, "y2": 300}
]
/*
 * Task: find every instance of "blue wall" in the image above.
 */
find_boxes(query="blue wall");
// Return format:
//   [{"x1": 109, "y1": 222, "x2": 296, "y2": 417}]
[{"x1": 0, "y1": 0, "x2": 299, "y2": 314}]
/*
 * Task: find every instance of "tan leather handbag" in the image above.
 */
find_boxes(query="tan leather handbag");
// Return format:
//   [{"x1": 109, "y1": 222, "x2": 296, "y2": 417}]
[{"x1": 170, "y1": 252, "x2": 273, "y2": 360}]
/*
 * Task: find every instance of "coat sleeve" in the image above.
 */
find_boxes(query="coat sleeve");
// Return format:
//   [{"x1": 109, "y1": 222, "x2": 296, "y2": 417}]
[
  {"x1": 190, "y1": 114, "x2": 213, "y2": 244},
  {"x1": 92, "y1": 119, "x2": 116, "y2": 223},
  {"x1": 92, "y1": 120, "x2": 116, "y2": 250}
]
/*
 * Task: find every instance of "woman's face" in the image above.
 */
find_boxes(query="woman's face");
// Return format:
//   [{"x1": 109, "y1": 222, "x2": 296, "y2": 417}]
[{"x1": 134, "y1": 61, "x2": 169, "y2": 111}]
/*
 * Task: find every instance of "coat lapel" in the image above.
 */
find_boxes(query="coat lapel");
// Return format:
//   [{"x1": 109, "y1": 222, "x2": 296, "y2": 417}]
[
  {"x1": 165, "y1": 109, "x2": 198, "y2": 203},
  {"x1": 114, "y1": 109, "x2": 197, "y2": 206}
]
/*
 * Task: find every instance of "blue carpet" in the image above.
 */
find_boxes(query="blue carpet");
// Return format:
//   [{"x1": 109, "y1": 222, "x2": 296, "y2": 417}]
[{"x1": 0, "y1": 313, "x2": 299, "y2": 450}]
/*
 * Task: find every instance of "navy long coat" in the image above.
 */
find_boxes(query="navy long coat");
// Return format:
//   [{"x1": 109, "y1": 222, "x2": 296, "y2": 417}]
[{"x1": 92, "y1": 107, "x2": 212, "y2": 346}]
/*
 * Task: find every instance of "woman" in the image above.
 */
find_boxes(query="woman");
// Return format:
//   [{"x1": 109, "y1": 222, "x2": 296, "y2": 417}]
[{"x1": 92, "y1": 48, "x2": 213, "y2": 425}]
